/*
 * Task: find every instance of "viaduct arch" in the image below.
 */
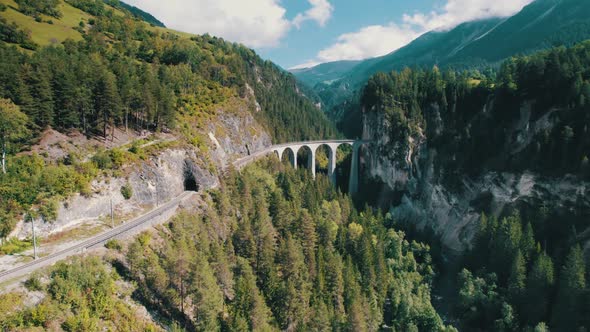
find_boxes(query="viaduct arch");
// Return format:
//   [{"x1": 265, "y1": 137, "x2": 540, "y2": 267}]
[{"x1": 234, "y1": 140, "x2": 370, "y2": 194}]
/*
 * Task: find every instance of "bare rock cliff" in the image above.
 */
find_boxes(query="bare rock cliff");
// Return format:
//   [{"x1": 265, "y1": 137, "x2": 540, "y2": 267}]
[
  {"x1": 13, "y1": 105, "x2": 271, "y2": 239},
  {"x1": 363, "y1": 101, "x2": 590, "y2": 252}
]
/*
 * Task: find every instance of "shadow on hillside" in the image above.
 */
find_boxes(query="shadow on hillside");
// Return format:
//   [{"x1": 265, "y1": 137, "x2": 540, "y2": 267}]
[{"x1": 110, "y1": 258, "x2": 197, "y2": 330}]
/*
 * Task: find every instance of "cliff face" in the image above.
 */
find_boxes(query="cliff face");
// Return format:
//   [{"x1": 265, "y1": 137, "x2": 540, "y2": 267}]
[
  {"x1": 13, "y1": 104, "x2": 271, "y2": 239},
  {"x1": 363, "y1": 100, "x2": 590, "y2": 252}
]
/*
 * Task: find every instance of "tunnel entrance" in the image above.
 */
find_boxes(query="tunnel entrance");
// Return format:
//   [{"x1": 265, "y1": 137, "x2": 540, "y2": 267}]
[{"x1": 183, "y1": 164, "x2": 199, "y2": 192}]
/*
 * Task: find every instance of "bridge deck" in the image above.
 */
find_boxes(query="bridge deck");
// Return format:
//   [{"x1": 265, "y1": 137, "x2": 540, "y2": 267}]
[{"x1": 233, "y1": 139, "x2": 370, "y2": 169}]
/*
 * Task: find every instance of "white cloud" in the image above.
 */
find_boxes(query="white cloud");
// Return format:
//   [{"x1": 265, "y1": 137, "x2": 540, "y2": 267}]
[
  {"x1": 294, "y1": 0, "x2": 534, "y2": 69},
  {"x1": 316, "y1": 23, "x2": 420, "y2": 62},
  {"x1": 403, "y1": 0, "x2": 534, "y2": 31},
  {"x1": 124, "y1": 0, "x2": 291, "y2": 48},
  {"x1": 290, "y1": 61, "x2": 322, "y2": 70},
  {"x1": 293, "y1": 0, "x2": 334, "y2": 28}
]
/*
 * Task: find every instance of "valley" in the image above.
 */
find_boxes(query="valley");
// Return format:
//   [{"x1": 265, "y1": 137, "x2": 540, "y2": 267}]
[{"x1": 0, "y1": 0, "x2": 589, "y2": 331}]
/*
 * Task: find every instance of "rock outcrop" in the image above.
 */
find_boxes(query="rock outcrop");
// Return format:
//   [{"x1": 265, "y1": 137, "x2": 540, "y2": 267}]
[
  {"x1": 363, "y1": 101, "x2": 590, "y2": 252},
  {"x1": 13, "y1": 104, "x2": 271, "y2": 239}
]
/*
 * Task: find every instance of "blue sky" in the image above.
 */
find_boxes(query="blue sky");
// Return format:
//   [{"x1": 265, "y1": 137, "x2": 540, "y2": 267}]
[
  {"x1": 265, "y1": 0, "x2": 438, "y2": 68},
  {"x1": 125, "y1": 0, "x2": 534, "y2": 69}
]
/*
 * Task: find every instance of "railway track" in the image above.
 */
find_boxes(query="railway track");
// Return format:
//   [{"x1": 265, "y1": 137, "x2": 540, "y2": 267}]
[{"x1": 0, "y1": 191, "x2": 193, "y2": 284}]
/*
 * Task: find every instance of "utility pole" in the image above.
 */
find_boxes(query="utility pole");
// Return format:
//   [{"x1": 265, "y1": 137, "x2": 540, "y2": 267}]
[
  {"x1": 30, "y1": 214, "x2": 38, "y2": 260},
  {"x1": 110, "y1": 196, "x2": 114, "y2": 228},
  {"x1": 152, "y1": 170, "x2": 159, "y2": 207},
  {"x1": 156, "y1": 176, "x2": 159, "y2": 207}
]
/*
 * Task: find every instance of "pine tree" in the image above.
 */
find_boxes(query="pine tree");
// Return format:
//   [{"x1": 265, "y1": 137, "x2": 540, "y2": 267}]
[
  {"x1": 552, "y1": 245, "x2": 586, "y2": 331},
  {"x1": 521, "y1": 223, "x2": 535, "y2": 260},
  {"x1": 191, "y1": 253, "x2": 224, "y2": 332},
  {"x1": 358, "y1": 231, "x2": 376, "y2": 293},
  {"x1": 524, "y1": 252, "x2": 554, "y2": 325},
  {"x1": 231, "y1": 257, "x2": 274, "y2": 331},
  {"x1": 325, "y1": 250, "x2": 345, "y2": 318},
  {"x1": 94, "y1": 68, "x2": 121, "y2": 138},
  {"x1": 508, "y1": 250, "x2": 526, "y2": 297},
  {"x1": 209, "y1": 242, "x2": 235, "y2": 301},
  {"x1": 268, "y1": 189, "x2": 293, "y2": 236},
  {"x1": 233, "y1": 216, "x2": 256, "y2": 263},
  {"x1": 53, "y1": 70, "x2": 79, "y2": 129},
  {"x1": 491, "y1": 216, "x2": 522, "y2": 282},
  {"x1": 0, "y1": 98, "x2": 29, "y2": 174},
  {"x1": 30, "y1": 67, "x2": 54, "y2": 128},
  {"x1": 300, "y1": 209, "x2": 318, "y2": 279},
  {"x1": 250, "y1": 188, "x2": 277, "y2": 295},
  {"x1": 276, "y1": 236, "x2": 310, "y2": 330},
  {"x1": 13, "y1": 69, "x2": 35, "y2": 123},
  {"x1": 163, "y1": 238, "x2": 191, "y2": 315},
  {"x1": 308, "y1": 299, "x2": 332, "y2": 332}
]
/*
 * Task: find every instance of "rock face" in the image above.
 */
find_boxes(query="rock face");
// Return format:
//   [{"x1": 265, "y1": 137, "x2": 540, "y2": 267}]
[
  {"x1": 363, "y1": 101, "x2": 590, "y2": 252},
  {"x1": 208, "y1": 108, "x2": 272, "y2": 169},
  {"x1": 14, "y1": 107, "x2": 271, "y2": 239}
]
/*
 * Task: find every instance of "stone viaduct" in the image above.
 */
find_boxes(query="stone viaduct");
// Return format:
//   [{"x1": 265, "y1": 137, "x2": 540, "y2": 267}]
[{"x1": 233, "y1": 140, "x2": 370, "y2": 194}]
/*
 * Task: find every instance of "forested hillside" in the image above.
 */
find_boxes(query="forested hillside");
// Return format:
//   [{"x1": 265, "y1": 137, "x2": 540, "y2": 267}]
[
  {"x1": 0, "y1": 0, "x2": 337, "y2": 240},
  {"x1": 0, "y1": 0, "x2": 336, "y2": 141},
  {"x1": 0, "y1": 158, "x2": 455, "y2": 331},
  {"x1": 361, "y1": 41, "x2": 590, "y2": 177},
  {"x1": 115, "y1": 1, "x2": 165, "y2": 27},
  {"x1": 360, "y1": 41, "x2": 590, "y2": 331},
  {"x1": 349, "y1": 0, "x2": 590, "y2": 88},
  {"x1": 294, "y1": 0, "x2": 590, "y2": 128}
]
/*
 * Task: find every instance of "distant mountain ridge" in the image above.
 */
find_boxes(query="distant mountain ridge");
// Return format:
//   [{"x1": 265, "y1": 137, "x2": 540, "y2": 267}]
[
  {"x1": 290, "y1": 60, "x2": 361, "y2": 87},
  {"x1": 117, "y1": 1, "x2": 165, "y2": 27},
  {"x1": 293, "y1": 0, "x2": 590, "y2": 110}
]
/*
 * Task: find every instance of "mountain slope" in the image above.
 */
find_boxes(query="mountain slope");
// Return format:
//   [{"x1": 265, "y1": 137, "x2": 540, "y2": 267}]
[
  {"x1": 365, "y1": 0, "x2": 590, "y2": 80},
  {"x1": 454, "y1": 0, "x2": 590, "y2": 64},
  {"x1": 0, "y1": 0, "x2": 336, "y2": 141},
  {"x1": 347, "y1": 18, "x2": 506, "y2": 84},
  {"x1": 360, "y1": 40, "x2": 590, "y2": 332},
  {"x1": 293, "y1": 0, "x2": 590, "y2": 114},
  {"x1": 0, "y1": 0, "x2": 337, "y2": 241},
  {"x1": 116, "y1": 1, "x2": 165, "y2": 27},
  {"x1": 290, "y1": 59, "x2": 362, "y2": 87}
]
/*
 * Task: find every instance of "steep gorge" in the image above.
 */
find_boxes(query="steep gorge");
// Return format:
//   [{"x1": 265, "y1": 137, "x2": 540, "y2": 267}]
[
  {"x1": 355, "y1": 42, "x2": 590, "y2": 255},
  {"x1": 362, "y1": 99, "x2": 590, "y2": 252},
  {"x1": 354, "y1": 44, "x2": 590, "y2": 330}
]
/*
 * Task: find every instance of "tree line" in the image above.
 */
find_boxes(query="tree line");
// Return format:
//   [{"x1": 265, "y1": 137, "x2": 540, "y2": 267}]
[
  {"x1": 14, "y1": 0, "x2": 61, "y2": 19},
  {"x1": 124, "y1": 158, "x2": 454, "y2": 331},
  {"x1": 0, "y1": 0, "x2": 337, "y2": 240},
  {"x1": 0, "y1": 158, "x2": 455, "y2": 331},
  {"x1": 360, "y1": 41, "x2": 590, "y2": 177},
  {"x1": 359, "y1": 41, "x2": 590, "y2": 330},
  {"x1": 459, "y1": 213, "x2": 589, "y2": 331},
  {"x1": 0, "y1": 0, "x2": 337, "y2": 143}
]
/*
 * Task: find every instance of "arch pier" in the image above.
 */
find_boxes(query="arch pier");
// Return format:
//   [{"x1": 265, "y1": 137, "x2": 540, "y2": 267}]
[{"x1": 270, "y1": 140, "x2": 369, "y2": 194}]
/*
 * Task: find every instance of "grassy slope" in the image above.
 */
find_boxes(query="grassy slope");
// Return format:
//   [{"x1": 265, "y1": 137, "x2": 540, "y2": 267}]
[
  {"x1": 0, "y1": 0, "x2": 193, "y2": 46},
  {"x1": 0, "y1": 0, "x2": 89, "y2": 45},
  {"x1": 150, "y1": 25, "x2": 193, "y2": 39}
]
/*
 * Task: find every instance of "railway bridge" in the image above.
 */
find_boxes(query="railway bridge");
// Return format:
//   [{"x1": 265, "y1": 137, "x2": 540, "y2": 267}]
[{"x1": 234, "y1": 140, "x2": 370, "y2": 194}]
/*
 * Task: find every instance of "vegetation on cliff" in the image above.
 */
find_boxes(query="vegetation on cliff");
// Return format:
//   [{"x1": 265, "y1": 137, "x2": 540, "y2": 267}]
[
  {"x1": 122, "y1": 158, "x2": 452, "y2": 331},
  {"x1": 361, "y1": 41, "x2": 590, "y2": 177},
  {"x1": 360, "y1": 41, "x2": 590, "y2": 331},
  {"x1": 1, "y1": 158, "x2": 453, "y2": 331},
  {"x1": 0, "y1": 256, "x2": 162, "y2": 330},
  {"x1": 0, "y1": 0, "x2": 336, "y2": 240}
]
